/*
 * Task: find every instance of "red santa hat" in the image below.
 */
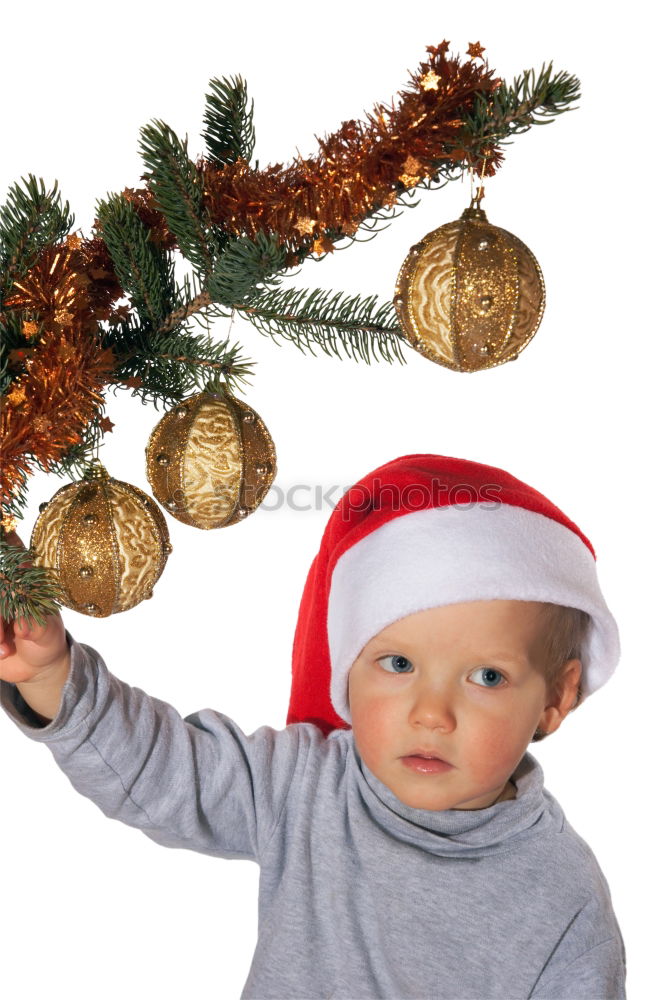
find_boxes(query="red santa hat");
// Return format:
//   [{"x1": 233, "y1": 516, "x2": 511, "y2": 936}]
[{"x1": 287, "y1": 454, "x2": 620, "y2": 735}]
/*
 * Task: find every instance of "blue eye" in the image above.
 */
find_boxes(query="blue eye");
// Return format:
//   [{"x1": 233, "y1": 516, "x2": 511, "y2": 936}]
[
  {"x1": 377, "y1": 654, "x2": 413, "y2": 674},
  {"x1": 470, "y1": 667, "x2": 505, "y2": 688},
  {"x1": 375, "y1": 658, "x2": 506, "y2": 687}
]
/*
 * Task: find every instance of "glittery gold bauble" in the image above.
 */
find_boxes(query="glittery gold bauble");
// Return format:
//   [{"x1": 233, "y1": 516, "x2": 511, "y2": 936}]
[
  {"x1": 145, "y1": 388, "x2": 277, "y2": 528},
  {"x1": 393, "y1": 206, "x2": 545, "y2": 372},
  {"x1": 31, "y1": 460, "x2": 172, "y2": 618}
]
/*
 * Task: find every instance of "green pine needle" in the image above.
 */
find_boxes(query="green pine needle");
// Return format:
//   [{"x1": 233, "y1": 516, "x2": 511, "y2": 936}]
[
  {"x1": 0, "y1": 174, "x2": 74, "y2": 298},
  {"x1": 463, "y1": 63, "x2": 581, "y2": 147},
  {"x1": 104, "y1": 313, "x2": 255, "y2": 404},
  {"x1": 202, "y1": 75, "x2": 256, "y2": 167},
  {"x1": 95, "y1": 192, "x2": 177, "y2": 329},
  {"x1": 138, "y1": 119, "x2": 216, "y2": 274},
  {"x1": 0, "y1": 537, "x2": 64, "y2": 628},
  {"x1": 208, "y1": 230, "x2": 287, "y2": 307},
  {"x1": 239, "y1": 286, "x2": 408, "y2": 364}
]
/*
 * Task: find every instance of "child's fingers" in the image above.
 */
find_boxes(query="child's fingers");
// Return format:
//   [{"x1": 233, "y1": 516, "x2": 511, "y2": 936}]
[
  {"x1": 1, "y1": 615, "x2": 32, "y2": 637},
  {"x1": 0, "y1": 618, "x2": 22, "y2": 656},
  {"x1": 15, "y1": 617, "x2": 33, "y2": 638},
  {"x1": 0, "y1": 617, "x2": 15, "y2": 657},
  {"x1": 0, "y1": 615, "x2": 47, "y2": 655},
  {"x1": 14, "y1": 616, "x2": 49, "y2": 643}
]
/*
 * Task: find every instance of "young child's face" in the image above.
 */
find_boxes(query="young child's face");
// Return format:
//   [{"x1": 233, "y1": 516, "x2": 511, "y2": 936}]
[{"x1": 348, "y1": 599, "x2": 580, "y2": 812}]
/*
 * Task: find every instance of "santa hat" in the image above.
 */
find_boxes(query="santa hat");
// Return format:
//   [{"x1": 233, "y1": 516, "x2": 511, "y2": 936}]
[{"x1": 287, "y1": 454, "x2": 620, "y2": 735}]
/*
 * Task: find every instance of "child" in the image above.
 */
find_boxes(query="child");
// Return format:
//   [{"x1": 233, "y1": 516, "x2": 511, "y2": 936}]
[{"x1": 0, "y1": 453, "x2": 627, "y2": 999}]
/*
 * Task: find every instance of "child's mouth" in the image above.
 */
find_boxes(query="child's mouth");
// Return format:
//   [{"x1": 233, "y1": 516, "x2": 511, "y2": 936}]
[{"x1": 401, "y1": 756, "x2": 454, "y2": 774}]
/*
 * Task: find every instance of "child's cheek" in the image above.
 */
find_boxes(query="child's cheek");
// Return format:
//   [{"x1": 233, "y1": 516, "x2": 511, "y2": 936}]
[
  {"x1": 466, "y1": 715, "x2": 530, "y2": 780},
  {"x1": 350, "y1": 691, "x2": 395, "y2": 765}
]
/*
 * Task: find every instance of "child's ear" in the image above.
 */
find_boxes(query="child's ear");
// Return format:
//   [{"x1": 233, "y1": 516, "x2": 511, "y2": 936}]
[{"x1": 537, "y1": 658, "x2": 583, "y2": 736}]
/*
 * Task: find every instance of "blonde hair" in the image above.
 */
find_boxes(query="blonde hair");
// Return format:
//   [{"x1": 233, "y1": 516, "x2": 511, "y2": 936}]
[{"x1": 531, "y1": 603, "x2": 591, "y2": 742}]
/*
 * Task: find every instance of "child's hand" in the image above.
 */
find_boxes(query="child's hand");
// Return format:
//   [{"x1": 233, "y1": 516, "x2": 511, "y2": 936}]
[{"x1": 0, "y1": 530, "x2": 69, "y2": 685}]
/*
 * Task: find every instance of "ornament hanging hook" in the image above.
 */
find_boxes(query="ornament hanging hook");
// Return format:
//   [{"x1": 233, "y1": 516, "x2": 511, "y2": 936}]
[
  {"x1": 82, "y1": 456, "x2": 109, "y2": 481},
  {"x1": 204, "y1": 308, "x2": 236, "y2": 397},
  {"x1": 469, "y1": 153, "x2": 488, "y2": 210},
  {"x1": 223, "y1": 307, "x2": 236, "y2": 390}
]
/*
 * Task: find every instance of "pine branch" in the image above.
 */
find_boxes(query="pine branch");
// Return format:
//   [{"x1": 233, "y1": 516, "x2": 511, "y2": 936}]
[
  {"x1": 156, "y1": 289, "x2": 213, "y2": 334},
  {"x1": 238, "y1": 286, "x2": 408, "y2": 364},
  {"x1": 202, "y1": 75, "x2": 256, "y2": 167},
  {"x1": 138, "y1": 120, "x2": 218, "y2": 274},
  {"x1": 463, "y1": 63, "x2": 581, "y2": 147},
  {"x1": 207, "y1": 230, "x2": 287, "y2": 307},
  {"x1": 103, "y1": 316, "x2": 255, "y2": 403},
  {"x1": 95, "y1": 192, "x2": 177, "y2": 329},
  {"x1": 0, "y1": 174, "x2": 74, "y2": 298},
  {"x1": 0, "y1": 536, "x2": 64, "y2": 628}
]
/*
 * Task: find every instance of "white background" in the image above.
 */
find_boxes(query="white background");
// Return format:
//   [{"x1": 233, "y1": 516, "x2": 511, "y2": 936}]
[{"x1": 1, "y1": 2, "x2": 659, "y2": 996}]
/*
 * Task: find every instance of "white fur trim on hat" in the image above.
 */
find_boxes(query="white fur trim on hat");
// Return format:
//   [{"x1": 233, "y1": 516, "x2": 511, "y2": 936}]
[{"x1": 327, "y1": 504, "x2": 620, "y2": 724}]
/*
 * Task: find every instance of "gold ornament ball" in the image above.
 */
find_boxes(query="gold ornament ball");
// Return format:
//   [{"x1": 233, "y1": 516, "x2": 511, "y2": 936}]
[
  {"x1": 145, "y1": 388, "x2": 277, "y2": 529},
  {"x1": 31, "y1": 461, "x2": 172, "y2": 618},
  {"x1": 393, "y1": 206, "x2": 545, "y2": 372}
]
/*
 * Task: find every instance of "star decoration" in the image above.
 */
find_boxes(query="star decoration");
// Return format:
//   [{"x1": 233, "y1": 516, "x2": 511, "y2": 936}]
[
  {"x1": 7, "y1": 385, "x2": 27, "y2": 407},
  {"x1": 426, "y1": 41, "x2": 450, "y2": 55},
  {"x1": 295, "y1": 216, "x2": 317, "y2": 236},
  {"x1": 54, "y1": 309, "x2": 75, "y2": 326},
  {"x1": 398, "y1": 172, "x2": 420, "y2": 189},
  {"x1": 56, "y1": 340, "x2": 75, "y2": 362},
  {"x1": 1, "y1": 514, "x2": 17, "y2": 533},
  {"x1": 403, "y1": 155, "x2": 422, "y2": 176},
  {"x1": 420, "y1": 69, "x2": 441, "y2": 91},
  {"x1": 467, "y1": 42, "x2": 486, "y2": 59},
  {"x1": 33, "y1": 416, "x2": 52, "y2": 433},
  {"x1": 312, "y1": 235, "x2": 336, "y2": 256}
]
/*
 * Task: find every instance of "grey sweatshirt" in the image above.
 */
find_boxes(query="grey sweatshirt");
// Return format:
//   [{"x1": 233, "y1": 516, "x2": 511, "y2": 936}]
[{"x1": 1, "y1": 631, "x2": 627, "y2": 1000}]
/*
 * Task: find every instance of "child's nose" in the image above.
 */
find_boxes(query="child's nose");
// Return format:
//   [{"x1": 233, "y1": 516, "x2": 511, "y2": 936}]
[{"x1": 408, "y1": 683, "x2": 457, "y2": 730}]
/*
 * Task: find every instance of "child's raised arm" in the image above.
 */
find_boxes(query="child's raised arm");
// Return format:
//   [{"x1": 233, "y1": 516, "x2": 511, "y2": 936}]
[{"x1": 1, "y1": 538, "x2": 307, "y2": 864}]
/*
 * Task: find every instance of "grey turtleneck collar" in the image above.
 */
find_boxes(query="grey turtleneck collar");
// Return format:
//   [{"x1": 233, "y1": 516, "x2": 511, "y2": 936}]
[{"x1": 346, "y1": 739, "x2": 563, "y2": 858}]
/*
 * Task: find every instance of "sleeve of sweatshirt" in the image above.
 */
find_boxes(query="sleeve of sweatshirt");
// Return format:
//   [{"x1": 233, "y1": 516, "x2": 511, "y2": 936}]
[
  {"x1": 530, "y1": 890, "x2": 627, "y2": 999},
  {"x1": 0, "y1": 630, "x2": 308, "y2": 863}
]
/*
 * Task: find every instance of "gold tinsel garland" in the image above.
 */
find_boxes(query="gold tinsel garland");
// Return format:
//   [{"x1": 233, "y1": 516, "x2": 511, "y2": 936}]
[
  {"x1": 0, "y1": 41, "x2": 501, "y2": 525},
  {"x1": 0, "y1": 237, "x2": 125, "y2": 523},
  {"x1": 196, "y1": 41, "x2": 502, "y2": 254},
  {"x1": 123, "y1": 42, "x2": 501, "y2": 261}
]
